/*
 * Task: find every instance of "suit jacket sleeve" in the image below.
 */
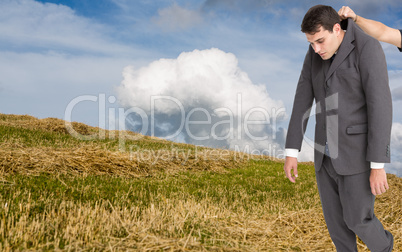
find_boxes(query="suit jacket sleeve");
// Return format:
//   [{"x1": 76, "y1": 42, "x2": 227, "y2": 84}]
[
  {"x1": 285, "y1": 47, "x2": 315, "y2": 151},
  {"x1": 359, "y1": 38, "x2": 392, "y2": 163}
]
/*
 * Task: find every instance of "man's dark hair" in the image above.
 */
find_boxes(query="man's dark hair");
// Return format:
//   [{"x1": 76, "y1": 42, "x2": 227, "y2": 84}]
[{"x1": 301, "y1": 5, "x2": 341, "y2": 34}]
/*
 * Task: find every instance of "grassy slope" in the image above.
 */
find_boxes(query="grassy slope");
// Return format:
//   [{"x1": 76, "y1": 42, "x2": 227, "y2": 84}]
[{"x1": 0, "y1": 113, "x2": 400, "y2": 251}]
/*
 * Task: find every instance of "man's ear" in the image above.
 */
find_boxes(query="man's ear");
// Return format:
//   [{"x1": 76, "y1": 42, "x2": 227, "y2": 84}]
[{"x1": 333, "y1": 23, "x2": 341, "y2": 35}]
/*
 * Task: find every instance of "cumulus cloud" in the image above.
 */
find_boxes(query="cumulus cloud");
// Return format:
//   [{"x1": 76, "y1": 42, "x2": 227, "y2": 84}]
[
  {"x1": 152, "y1": 3, "x2": 203, "y2": 31},
  {"x1": 117, "y1": 48, "x2": 286, "y2": 157}
]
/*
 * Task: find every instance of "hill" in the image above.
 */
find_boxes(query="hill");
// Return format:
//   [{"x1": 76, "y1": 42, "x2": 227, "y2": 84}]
[{"x1": 0, "y1": 113, "x2": 400, "y2": 251}]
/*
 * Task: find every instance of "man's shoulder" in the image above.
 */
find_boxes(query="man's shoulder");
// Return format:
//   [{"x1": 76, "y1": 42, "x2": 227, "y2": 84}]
[
  {"x1": 352, "y1": 23, "x2": 383, "y2": 53},
  {"x1": 353, "y1": 23, "x2": 378, "y2": 44}
]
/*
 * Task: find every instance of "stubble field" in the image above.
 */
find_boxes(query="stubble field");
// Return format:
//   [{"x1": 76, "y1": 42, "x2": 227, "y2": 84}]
[{"x1": 0, "y1": 114, "x2": 400, "y2": 251}]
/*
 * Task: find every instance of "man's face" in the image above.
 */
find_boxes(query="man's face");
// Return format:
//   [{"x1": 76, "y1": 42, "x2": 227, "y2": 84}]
[{"x1": 306, "y1": 25, "x2": 340, "y2": 60}]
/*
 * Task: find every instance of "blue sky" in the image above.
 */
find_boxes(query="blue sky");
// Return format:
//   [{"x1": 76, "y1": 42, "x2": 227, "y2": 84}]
[{"x1": 1, "y1": 0, "x2": 402, "y2": 175}]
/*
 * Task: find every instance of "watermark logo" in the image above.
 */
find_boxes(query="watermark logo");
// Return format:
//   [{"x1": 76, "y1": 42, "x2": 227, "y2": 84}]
[
  {"x1": 64, "y1": 93, "x2": 286, "y2": 148},
  {"x1": 63, "y1": 92, "x2": 339, "y2": 161}
]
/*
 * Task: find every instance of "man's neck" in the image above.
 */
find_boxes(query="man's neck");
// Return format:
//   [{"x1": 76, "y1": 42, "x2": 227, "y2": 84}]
[{"x1": 336, "y1": 30, "x2": 346, "y2": 52}]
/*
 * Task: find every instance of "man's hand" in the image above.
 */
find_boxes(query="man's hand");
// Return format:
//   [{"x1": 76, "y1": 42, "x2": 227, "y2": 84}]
[
  {"x1": 284, "y1": 156, "x2": 298, "y2": 183},
  {"x1": 370, "y1": 169, "x2": 389, "y2": 196},
  {"x1": 338, "y1": 6, "x2": 357, "y2": 21}
]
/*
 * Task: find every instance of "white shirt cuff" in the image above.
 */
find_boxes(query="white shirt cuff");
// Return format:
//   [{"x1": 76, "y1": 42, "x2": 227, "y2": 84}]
[
  {"x1": 370, "y1": 162, "x2": 384, "y2": 169},
  {"x1": 285, "y1": 148, "x2": 299, "y2": 158}
]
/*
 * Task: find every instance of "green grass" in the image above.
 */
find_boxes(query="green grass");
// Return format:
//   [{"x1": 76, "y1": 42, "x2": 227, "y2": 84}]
[
  {"x1": 0, "y1": 159, "x2": 318, "y2": 215},
  {"x1": 0, "y1": 123, "x2": 200, "y2": 153},
  {"x1": 0, "y1": 124, "x2": 75, "y2": 148}
]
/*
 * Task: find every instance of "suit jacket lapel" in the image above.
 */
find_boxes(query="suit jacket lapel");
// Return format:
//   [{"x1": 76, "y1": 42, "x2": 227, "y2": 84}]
[{"x1": 325, "y1": 19, "x2": 356, "y2": 82}]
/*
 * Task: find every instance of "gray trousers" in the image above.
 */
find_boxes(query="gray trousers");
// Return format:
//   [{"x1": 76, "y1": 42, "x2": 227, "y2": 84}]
[{"x1": 316, "y1": 156, "x2": 394, "y2": 252}]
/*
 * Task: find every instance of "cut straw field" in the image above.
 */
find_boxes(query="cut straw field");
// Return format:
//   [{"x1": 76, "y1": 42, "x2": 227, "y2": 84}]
[{"x1": 0, "y1": 113, "x2": 401, "y2": 251}]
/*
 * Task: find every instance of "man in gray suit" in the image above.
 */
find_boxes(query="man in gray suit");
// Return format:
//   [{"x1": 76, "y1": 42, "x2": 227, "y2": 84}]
[{"x1": 283, "y1": 5, "x2": 394, "y2": 251}]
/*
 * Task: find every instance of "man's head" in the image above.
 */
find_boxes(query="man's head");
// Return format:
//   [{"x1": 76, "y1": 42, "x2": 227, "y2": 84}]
[{"x1": 301, "y1": 5, "x2": 344, "y2": 60}]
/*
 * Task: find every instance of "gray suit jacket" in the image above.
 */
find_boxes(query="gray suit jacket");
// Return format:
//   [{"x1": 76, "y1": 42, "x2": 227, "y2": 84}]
[{"x1": 285, "y1": 19, "x2": 392, "y2": 175}]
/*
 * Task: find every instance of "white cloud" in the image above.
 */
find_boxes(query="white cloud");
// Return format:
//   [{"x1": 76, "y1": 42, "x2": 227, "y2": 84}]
[
  {"x1": 152, "y1": 3, "x2": 203, "y2": 31},
  {"x1": 117, "y1": 48, "x2": 286, "y2": 156},
  {"x1": 118, "y1": 48, "x2": 283, "y2": 114},
  {"x1": 0, "y1": 0, "x2": 136, "y2": 56}
]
